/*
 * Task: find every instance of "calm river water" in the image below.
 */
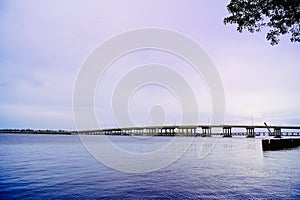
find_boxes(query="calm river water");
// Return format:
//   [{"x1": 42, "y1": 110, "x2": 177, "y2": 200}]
[{"x1": 0, "y1": 134, "x2": 299, "y2": 199}]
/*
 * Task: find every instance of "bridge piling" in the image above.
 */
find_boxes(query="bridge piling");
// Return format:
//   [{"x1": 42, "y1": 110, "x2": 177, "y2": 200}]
[
  {"x1": 246, "y1": 127, "x2": 255, "y2": 138},
  {"x1": 223, "y1": 127, "x2": 232, "y2": 137},
  {"x1": 274, "y1": 128, "x2": 282, "y2": 138},
  {"x1": 201, "y1": 126, "x2": 211, "y2": 137}
]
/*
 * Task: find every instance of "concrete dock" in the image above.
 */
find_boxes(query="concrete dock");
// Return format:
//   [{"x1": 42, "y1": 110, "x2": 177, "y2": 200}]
[{"x1": 262, "y1": 138, "x2": 300, "y2": 151}]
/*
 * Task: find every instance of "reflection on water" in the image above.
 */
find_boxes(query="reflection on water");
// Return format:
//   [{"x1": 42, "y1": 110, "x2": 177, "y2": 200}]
[{"x1": 0, "y1": 134, "x2": 299, "y2": 199}]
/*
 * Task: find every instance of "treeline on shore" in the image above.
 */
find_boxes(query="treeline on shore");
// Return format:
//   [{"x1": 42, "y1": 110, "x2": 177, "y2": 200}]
[{"x1": 0, "y1": 129, "x2": 75, "y2": 135}]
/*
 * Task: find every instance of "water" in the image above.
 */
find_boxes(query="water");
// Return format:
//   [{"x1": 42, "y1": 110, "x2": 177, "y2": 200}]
[{"x1": 0, "y1": 134, "x2": 300, "y2": 199}]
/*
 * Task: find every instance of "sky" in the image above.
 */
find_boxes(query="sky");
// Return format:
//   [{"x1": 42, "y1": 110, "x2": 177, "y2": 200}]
[{"x1": 0, "y1": 0, "x2": 300, "y2": 130}]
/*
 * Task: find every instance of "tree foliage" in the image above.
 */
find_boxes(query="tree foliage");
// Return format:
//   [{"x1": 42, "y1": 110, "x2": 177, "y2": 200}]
[{"x1": 224, "y1": 0, "x2": 300, "y2": 45}]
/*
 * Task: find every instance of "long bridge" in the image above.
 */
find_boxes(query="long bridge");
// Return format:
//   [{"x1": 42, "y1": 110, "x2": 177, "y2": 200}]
[{"x1": 75, "y1": 124, "x2": 300, "y2": 138}]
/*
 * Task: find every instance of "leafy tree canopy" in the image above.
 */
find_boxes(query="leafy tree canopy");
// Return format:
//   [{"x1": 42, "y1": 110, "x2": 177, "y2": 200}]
[{"x1": 224, "y1": 0, "x2": 300, "y2": 45}]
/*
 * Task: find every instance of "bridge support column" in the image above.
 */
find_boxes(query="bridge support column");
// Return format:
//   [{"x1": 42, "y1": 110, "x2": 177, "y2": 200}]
[
  {"x1": 178, "y1": 128, "x2": 183, "y2": 135},
  {"x1": 166, "y1": 129, "x2": 169, "y2": 135},
  {"x1": 176, "y1": 128, "x2": 180, "y2": 134},
  {"x1": 201, "y1": 127, "x2": 211, "y2": 137},
  {"x1": 151, "y1": 128, "x2": 155, "y2": 135},
  {"x1": 156, "y1": 128, "x2": 160, "y2": 135},
  {"x1": 274, "y1": 128, "x2": 282, "y2": 138},
  {"x1": 188, "y1": 128, "x2": 194, "y2": 136},
  {"x1": 171, "y1": 128, "x2": 175, "y2": 135},
  {"x1": 246, "y1": 127, "x2": 255, "y2": 138},
  {"x1": 185, "y1": 129, "x2": 189, "y2": 135},
  {"x1": 223, "y1": 127, "x2": 232, "y2": 137},
  {"x1": 191, "y1": 128, "x2": 196, "y2": 136},
  {"x1": 169, "y1": 128, "x2": 173, "y2": 135}
]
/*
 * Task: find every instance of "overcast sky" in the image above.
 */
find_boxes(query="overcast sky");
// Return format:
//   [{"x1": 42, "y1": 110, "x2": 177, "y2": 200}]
[{"x1": 1, "y1": 0, "x2": 300, "y2": 130}]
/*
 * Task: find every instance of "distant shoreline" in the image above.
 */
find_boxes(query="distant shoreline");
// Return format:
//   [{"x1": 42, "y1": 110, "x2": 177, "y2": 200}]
[{"x1": 0, "y1": 129, "x2": 74, "y2": 135}]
